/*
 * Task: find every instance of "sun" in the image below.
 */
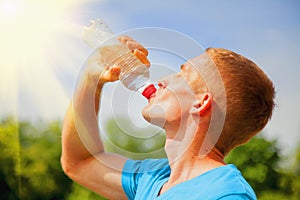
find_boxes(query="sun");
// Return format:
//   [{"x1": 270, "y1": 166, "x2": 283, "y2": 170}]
[
  {"x1": 0, "y1": 0, "x2": 90, "y2": 119},
  {"x1": 0, "y1": 0, "x2": 19, "y2": 19},
  {"x1": 0, "y1": 0, "x2": 88, "y2": 62}
]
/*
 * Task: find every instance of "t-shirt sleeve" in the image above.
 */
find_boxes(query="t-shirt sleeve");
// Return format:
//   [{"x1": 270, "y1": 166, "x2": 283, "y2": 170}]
[
  {"x1": 121, "y1": 159, "x2": 143, "y2": 200},
  {"x1": 121, "y1": 159, "x2": 169, "y2": 200},
  {"x1": 218, "y1": 194, "x2": 256, "y2": 200}
]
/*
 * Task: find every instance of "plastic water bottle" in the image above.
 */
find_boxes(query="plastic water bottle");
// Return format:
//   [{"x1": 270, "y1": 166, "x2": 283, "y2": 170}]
[{"x1": 83, "y1": 19, "x2": 156, "y2": 99}]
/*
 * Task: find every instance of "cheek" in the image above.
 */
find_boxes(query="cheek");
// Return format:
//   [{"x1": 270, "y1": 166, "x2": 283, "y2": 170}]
[
  {"x1": 142, "y1": 89, "x2": 195, "y2": 124},
  {"x1": 168, "y1": 90, "x2": 195, "y2": 112},
  {"x1": 145, "y1": 95, "x2": 187, "y2": 119}
]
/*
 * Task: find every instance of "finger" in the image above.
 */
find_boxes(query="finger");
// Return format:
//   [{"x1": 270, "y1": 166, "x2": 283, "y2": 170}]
[
  {"x1": 118, "y1": 36, "x2": 149, "y2": 56},
  {"x1": 138, "y1": 47, "x2": 149, "y2": 56},
  {"x1": 126, "y1": 41, "x2": 149, "y2": 56},
  {"x1": 118, "y1": 36, "x2": 133, "y2": 45},
  {"x1": 110, "y1": 64, "x2": 121, "y2": 76},
  {"x1": 126, "y1": 40, "x2": 143, "y2": 51},
  {"x1": 100, "y1": 69, "x2": 118, "y2": 82},
  {"x1": 134, "y1": 49, "x2": 150, "y2": 67}
]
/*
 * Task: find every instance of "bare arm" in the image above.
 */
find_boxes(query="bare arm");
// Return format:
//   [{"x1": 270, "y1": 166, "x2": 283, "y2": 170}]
[{"x1": 61, "y1": 36, "x2": 149, "y2": 199}]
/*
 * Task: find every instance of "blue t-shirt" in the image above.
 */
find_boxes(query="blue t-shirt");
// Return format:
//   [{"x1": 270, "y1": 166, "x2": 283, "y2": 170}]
[{"x1": 122, "y1": 158, "x2": 256, "y2": 200}]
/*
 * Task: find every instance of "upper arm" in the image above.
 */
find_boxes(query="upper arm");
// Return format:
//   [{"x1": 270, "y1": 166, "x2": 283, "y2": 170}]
[{"x1": 64, "y1": 152, "x2": 129, "y2": 200}]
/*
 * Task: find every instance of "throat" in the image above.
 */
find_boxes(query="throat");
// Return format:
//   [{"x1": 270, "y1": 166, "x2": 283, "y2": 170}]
[
  {"x1": 158, "y1": 148, "x2": 225, "y2": 196},
  {"x1": 158, "y1": 162, "x2": 225, "y2": 197}
]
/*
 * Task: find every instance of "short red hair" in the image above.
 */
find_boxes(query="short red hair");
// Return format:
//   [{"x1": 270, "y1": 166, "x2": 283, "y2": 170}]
[{"x1": 206, "y1": 48, "x2": 275, "y2": 155}]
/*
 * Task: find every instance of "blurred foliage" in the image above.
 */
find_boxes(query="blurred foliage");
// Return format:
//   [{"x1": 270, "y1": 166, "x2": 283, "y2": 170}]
[
  {"x1": 103, "y1": 116, "x2": 166, "y2": 159},
  {"x1": 0, "y1": 117, "x2": 20, "y2": 200},
  {"x1": 225, "y1": 137, "x2": 280, "y2": 194},
  {"x1": 0, "y1": 116, "x2": 299, "y2": 199},
  {"x1": 225, "y1": 136, "x2": 300, "y2": 200},
  {"x1": 0, "y1": 117, "x2": 103, "y2": 200}
]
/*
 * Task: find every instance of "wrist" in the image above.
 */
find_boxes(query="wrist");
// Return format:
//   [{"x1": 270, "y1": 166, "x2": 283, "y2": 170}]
[{"x1": 74, "y1": 72, "x2": 105, "y2": 114}]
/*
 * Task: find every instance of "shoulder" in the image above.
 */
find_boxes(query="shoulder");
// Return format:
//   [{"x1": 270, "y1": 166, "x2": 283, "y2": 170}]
[
  {"x1": 214, "y1": 164, "x2": 257, "y2": 199},
  {"x1": 121, "y1": 158, "x2": 170, "y2": 200},
  {"x1": 188, "y1": 164, "x2": 256, "y2": 199}
]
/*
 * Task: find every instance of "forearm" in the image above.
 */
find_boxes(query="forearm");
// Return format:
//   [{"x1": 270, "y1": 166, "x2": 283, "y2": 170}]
[
  {"x1": 60, "y1": 36, "x2": 149, "y2": 199},
  {"x1": 61, "y1": 73, "x2": 105, "y2": 169},
  {"x1": 61, "y1": 36, "x2": 148, "y2": 171}
]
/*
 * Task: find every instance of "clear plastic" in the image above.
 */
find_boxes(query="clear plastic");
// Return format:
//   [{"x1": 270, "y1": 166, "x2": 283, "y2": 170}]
[{"x1": 83, "y1": 19, "x2": 156, "y2": 99}]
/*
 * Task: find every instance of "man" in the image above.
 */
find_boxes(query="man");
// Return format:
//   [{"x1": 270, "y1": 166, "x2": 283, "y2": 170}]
[{"x1": 61, "y1": 36, "x2": 275, "y2": 199}]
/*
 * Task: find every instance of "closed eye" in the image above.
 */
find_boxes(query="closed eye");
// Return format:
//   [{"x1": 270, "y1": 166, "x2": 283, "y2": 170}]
[
  {"x1": 180, "y1": 64, "x2": 185, "y2": 70},
  {"x1": 158, "y1": 81, "x2": 167, "y2": 89}
]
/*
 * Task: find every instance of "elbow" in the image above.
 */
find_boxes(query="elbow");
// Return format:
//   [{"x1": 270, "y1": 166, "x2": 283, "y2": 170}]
[
  {"x1": 60, "y1": 158, "x2": 80, "y2": 184},
  {"x1": 60, "y1": 156, "x2": 69, "y2": 175},
  {"x1": 60, "y1": 155, "x2": 74, "y2": 177},
  {"x1": 60, "y1": 153, "x2": 86, "y2": 180},
  {"x1": 60, "y1": 155, "x2": 90, "y2": 185}
]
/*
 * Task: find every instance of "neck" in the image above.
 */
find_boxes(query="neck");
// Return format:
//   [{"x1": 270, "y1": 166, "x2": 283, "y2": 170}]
[{"x1": 162, "y1": 117, "x2": 225, "y2": 189}]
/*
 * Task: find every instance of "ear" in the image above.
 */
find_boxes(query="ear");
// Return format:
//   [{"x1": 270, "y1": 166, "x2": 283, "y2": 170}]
[{"x1": 189, "y1": 93, "x2": 212, "y2": 115}]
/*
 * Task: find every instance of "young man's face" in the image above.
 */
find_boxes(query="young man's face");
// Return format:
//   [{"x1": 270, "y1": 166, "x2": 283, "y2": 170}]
[{"x1": 142, "y1": 54, "x2": 207, "y2": 129}]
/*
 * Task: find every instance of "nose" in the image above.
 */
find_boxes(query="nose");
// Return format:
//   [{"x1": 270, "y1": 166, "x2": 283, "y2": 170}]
[
  {"x1": 158, "y1": 79, "x2": 168, "y2": 89},
  {"x1": 157, "y1": 82, "x2": 165, "y2": 89},
  {"x1": 157, "y1": 74, "x2": 175, "y2": 89}
]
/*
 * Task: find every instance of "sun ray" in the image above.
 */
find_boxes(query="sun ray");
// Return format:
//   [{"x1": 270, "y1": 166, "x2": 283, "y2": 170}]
[{"x1": 0, "y1": 0, "x2": 96, "y2": 120}]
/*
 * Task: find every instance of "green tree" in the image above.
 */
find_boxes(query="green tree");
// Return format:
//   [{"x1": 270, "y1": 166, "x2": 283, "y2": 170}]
[
  {"x1": 1, "y1": 116, "x2": 299, "y2": 200},
  {"x1": 103, "y1": 116, "x2": 166, "y2": 159},
  {"x1": 0, "y1": 116, "x2": 181, "y2": 199},
  {"x1": 18, "y1": 120, "x2": 72, "y2": 199},
  {"x1": 291, "y1": 145, "x2": 300, "y2": 198},
  {"x1": 225, "y1": 136, "x2": 281, "y2": 194},
  {"x1": 276, "y1": 144, "x2": 300, "y2": 200},
  {"x1": 0, "y1": 117, "x2": 21, "y2": 200},
  {"x1": 0, "y1": 117, "x2": 115, "y2": 200},
  {"x1": 225, "y1": 136, "x2": 294, "y2": 199}
]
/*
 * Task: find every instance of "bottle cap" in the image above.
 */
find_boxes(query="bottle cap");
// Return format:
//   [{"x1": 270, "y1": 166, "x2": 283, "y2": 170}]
[{"x1": 142, "y1": 84, "x2": 157, "y2": 99}]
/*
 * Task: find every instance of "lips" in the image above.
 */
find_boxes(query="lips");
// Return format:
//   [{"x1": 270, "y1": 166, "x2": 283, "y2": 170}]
[
  {"x1": 147, "y1": 93, "x2": 156, "y2": 103},
  {"x1": 142, "y1": 84, "x2": 157, "y2": 100},
  {"x1": 149, "y1": 93, "x2": 156, "y2": 99}
]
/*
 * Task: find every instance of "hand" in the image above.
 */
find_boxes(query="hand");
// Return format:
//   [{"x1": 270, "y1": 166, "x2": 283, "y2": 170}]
[
  {"x1": 119, "y1": 36, "x2": 150, "y2": 67},
  {"x1": 96, "y1": 36, "x2": 150, "y2": 83}
]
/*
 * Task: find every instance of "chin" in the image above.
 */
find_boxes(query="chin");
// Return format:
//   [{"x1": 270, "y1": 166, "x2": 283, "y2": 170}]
[
  {"x1": 142, "y1": 106, "x2": 166, "y2": 128},
  {"x1": 142, "y1": 108, "x2": 151, "y2": 123}
]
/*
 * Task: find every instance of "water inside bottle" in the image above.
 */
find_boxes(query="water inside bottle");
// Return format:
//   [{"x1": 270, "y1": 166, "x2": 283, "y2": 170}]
[
  {"x1": 120, "y1": 66, "x2": 150, "y2": 91},
  {"x1": 84, "y1": 18, "x2": 156, "y2": 96}
]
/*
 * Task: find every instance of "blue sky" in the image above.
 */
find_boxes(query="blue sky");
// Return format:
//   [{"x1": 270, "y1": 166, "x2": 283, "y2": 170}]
[
  {"x1": 1, "y1": 0, "x2": 299, "y2": 155},
  {"x1": 69, "y1": 0, "x2": 300, "y2": 155}
]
